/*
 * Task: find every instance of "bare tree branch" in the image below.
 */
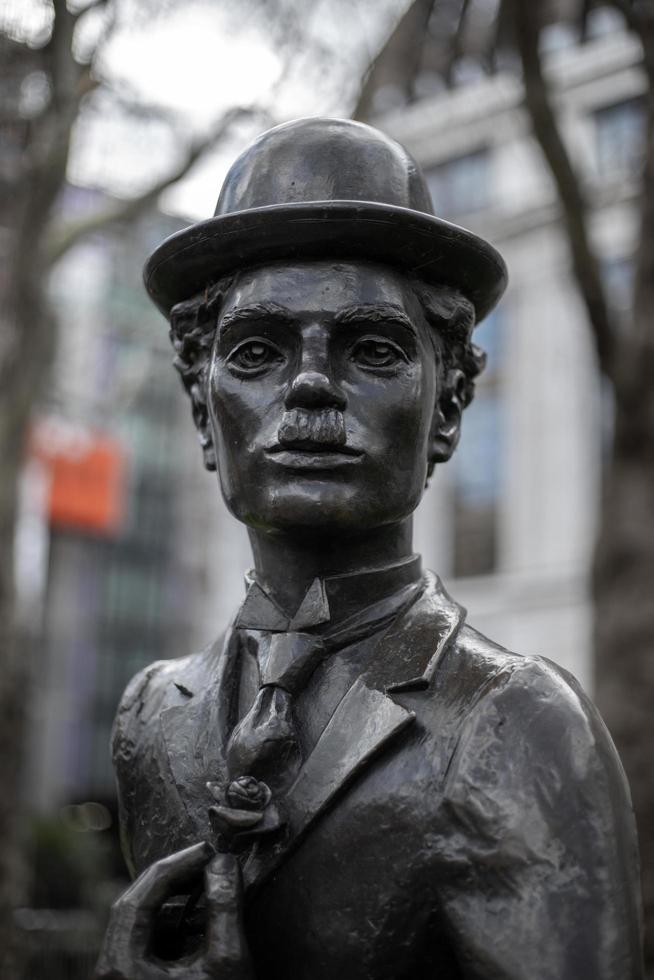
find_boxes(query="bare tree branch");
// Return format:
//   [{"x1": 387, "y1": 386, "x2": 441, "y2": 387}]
[
  {"x1": 97, "y1": 83, "x2": 184, "y2": 127},
  {"x1": 72, "y1": 0, "x2": 111, "y2": 20},
  {"x1": 485, "y1": 1, "x2": 505, "y2": 75},
  {"x1": 49, "y1": 0, "x2": 79, "y2": 107},
  {"x1": 603, "y1": 4, "x2": 654, "y2": 391},
  {"x1": 608, "y1": 0, "x2": 640, "y2": 33},
  {"x1": 44, "y1": 106, "x2": 270, "y2": 265},
  {"x1": 12, "y1": 2, "x2": 88, "y2": 264},
  {"x1": 510, "y1": 0, "x2": 616, "y2": 380},
  {"x1": 445, "y1": 0, "x2": 473, "y2": 86},
  {"x1": 579, "y1": 0, "x2": 593, "y2": 41},
  {"x1": 78, "y1": 0, "x2": 119, "y2": 72},
  {"x1": 352, "y1": 0, "x2": 437, "y2": 120}
]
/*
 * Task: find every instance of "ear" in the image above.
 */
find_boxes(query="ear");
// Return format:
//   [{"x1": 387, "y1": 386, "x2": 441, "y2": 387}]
[
  {"x1": 189, "y1": 378, "x2": 217, "y2": 471},
  {"x1": 429, "y1": 368, "x2": 465, "y2": 468}
]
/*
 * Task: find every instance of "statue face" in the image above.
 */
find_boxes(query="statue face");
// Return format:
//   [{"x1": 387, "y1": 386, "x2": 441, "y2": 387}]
[{"x1": 207, "y1": 260, "x2": 440, "y2": 533}]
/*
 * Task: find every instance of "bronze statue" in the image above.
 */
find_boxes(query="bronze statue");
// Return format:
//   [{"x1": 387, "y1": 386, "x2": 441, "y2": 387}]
[{"x1": 95, "y1": 118, "x2": 643, "y2": 979}]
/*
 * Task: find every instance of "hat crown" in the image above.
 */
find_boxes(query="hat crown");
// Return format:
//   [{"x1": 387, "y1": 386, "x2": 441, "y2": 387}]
[
  {"x1": 215, "y1": 117, "x2": 435, "y2": 217},
  {"x1": 144, "y1": 117, "x2": 507, "y2": 322}
]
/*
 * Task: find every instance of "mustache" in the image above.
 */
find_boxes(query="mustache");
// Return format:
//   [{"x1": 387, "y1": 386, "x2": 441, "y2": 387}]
[{"x1": 277, "y1": 408, "x2": 346, "y2": 449}]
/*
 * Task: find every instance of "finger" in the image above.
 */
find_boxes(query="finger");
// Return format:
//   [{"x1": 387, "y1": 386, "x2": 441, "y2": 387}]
[
  {"x1": 104, "y1": 842, "x2": 215, "y2": 966},
  {"x1": 94, "y1": 909, "x2": 164, "y2": 980},
  {"x1": 95, "y1": 844, "x2": 216, "y2": 979},
  {"x1": 204, "y1": 853, "x2": 254, "y2": 978},
  {"x1": 95, "y1": 891, "x2": 154, "y2": 978},
  {"x1": 124, "y1": 841, "x2": 215, "y2": 912}
]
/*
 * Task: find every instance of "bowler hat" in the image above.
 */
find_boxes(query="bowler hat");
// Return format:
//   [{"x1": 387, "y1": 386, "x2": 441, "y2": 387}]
[{"x1": 144, "y1": 117, "x2": 507, "y2": 322}]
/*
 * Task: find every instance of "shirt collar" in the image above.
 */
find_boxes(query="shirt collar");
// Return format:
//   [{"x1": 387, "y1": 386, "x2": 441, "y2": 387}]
[{"x1": 235, "y1": 554, "x2": 423, "y2": 632}]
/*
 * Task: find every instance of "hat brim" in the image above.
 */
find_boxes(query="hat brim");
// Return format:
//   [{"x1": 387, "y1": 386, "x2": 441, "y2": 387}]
[{"x1": 144, "y1": 201, "x2": 507, "y2": 323}]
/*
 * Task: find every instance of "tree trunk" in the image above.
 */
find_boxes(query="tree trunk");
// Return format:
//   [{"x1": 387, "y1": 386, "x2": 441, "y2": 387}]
[
  {"x1": 595, "y1": 18, "x2": 654, "y2": 969},
  {"x1": 594, "y1": 387, "x2": 654, "y2": 975},
  {"x1": 508, "y1": 1, "x2": 654, "y2": 964},
  {"x1": 0, "y1": 258, "x2": 54, "y2": 971}
]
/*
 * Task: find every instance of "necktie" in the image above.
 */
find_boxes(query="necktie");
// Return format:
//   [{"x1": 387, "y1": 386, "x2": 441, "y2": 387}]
[
  {"x1": 226, "y1": 631, "x2": 325, "y2": 796},
  {"x1": 208, "y1": 578, "x2": 422, "y2": 847}
]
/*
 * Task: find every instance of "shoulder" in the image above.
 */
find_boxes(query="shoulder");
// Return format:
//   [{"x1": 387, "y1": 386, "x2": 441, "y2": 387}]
[
  {"x1": 401, "y1": 574, "x2": 612, "y2": 764},
  {"x1": 435, "y1": 622, "x2": 642, "y2": 947},
  {"x1": 449, "y1": 621, "x2": 614, "y2": 759},
  {"x1": 441, "y1": 621, "x2": 631, "y2": 827},
  {"x1": 453, "y1": 621, "x2": 602, "y2": 736},
  {"x1": 411, "y1": 574, "x2": 591, "y2": 720},
  {"x1": 111, "y1": 634, "x2": 226, "y2": 760}
]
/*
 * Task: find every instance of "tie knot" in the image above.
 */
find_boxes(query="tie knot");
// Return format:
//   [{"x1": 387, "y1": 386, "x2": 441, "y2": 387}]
[
  {"x1": 226, "y1": 685, "x2": 300, "y2": 794},
  {"x1": 258, "y1": 631, "x2": 325, "y2": 694}
]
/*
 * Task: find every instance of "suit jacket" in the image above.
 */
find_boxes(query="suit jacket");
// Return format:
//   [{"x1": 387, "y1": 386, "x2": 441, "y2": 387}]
[{"x1": 112, "y1": 573, "x2": 643, "y2": 979}]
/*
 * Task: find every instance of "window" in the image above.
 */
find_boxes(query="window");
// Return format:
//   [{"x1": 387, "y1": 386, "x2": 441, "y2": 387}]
[
  {"x1": 539, "y1": 23, "x2": 577, "y2": 55},
  {"x1": 585, "y1": 6, "x2": 624, "y2": 39},
  {"x1": 600, "y1": 257, "x2": 633, "y2": 459},
  {"x1": 595, "y1": 98, "x2": 645, "y2": 179},
  {"x1": 603, "y1": 256, "x2": 634, "y2": 317},
  {"x1": 450, "y1": 310, "x2": 504, "y2": 578},
  {"x1": 425, "y1": 149, "x2": 492, "y2": 219}
]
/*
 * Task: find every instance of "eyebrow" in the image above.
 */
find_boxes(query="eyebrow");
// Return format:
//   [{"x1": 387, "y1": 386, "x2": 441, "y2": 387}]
[
  {"x1": 335, "y1": 304, "x2": 416, "y2": 333},
  {"x1": 218, "y1": 301, "x2": 416, "y2": 334},
  {"x1": 219, "y1": 302, "x2": 292, "y2": 331}
]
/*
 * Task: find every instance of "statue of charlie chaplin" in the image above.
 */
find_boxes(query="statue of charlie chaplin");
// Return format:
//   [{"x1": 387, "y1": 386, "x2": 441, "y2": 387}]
[{"x1": 95, "y1": 118, "x2": 643, "y2": 979}]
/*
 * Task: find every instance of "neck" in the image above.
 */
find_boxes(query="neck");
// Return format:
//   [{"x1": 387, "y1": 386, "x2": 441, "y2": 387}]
[{"x1": 247, "y1": 518, "x2": 414, "y2": 613}]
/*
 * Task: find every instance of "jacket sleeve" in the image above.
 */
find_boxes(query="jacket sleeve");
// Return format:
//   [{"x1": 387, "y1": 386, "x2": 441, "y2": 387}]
[
  {"x1": 111, "y1": 660, "x2": 169, "y2": 878},
  {"x1": 437, "y1": 656, "x2": 643, "y2": 980}
]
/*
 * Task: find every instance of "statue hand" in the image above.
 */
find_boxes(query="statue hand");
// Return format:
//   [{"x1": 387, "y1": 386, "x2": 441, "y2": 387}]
[{"x1": 94, "y1": 842, "x2": 254, "y2": 980}]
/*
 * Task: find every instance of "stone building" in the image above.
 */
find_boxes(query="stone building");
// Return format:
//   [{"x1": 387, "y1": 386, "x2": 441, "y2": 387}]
[
  {"x1": 375, "y1": 13, "x2": 644, "y2": 691},
  {"x1": 196, "y1": 11, "x2": 645, "y2": 694}
]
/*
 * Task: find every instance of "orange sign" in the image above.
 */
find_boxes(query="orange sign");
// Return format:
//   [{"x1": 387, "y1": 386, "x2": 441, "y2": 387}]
[{"x1": 30, "y1": 420, "x2": 127, "y2": 534}]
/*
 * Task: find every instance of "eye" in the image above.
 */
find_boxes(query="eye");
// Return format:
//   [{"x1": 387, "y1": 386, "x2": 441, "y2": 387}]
[
  {"x1": 227, "y1": 339, "x2": 283, "y2": 375},
  {"x1": 350, "y1": 337, "x2": 406, "y2": 370}
]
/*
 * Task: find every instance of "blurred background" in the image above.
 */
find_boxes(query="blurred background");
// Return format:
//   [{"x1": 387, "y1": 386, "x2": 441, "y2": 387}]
[{"x1": 1, "y1": 0, "x2": 653, "y2": 976}]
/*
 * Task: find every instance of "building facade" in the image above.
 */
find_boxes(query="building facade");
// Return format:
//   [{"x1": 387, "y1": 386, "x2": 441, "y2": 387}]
[
  {"x1": 193, "y1": 14, "x2": 646, "y2": 696},
  {"x1": 377, "y1": 16, "x2": 644, "y2": 690}
]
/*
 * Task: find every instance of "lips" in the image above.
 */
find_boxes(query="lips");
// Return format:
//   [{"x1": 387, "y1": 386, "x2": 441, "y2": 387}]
[
  {"x1": 265, "y1": 443, "x2": 363, "y2": 470},
  {"x1": 267, "y1": 441, "x2": 361, "y2": 455}
]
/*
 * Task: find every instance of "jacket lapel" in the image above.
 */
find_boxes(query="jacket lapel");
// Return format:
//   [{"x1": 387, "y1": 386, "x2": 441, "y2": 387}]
[
  {"x1": 243, "y1": 573, "x2": 465, "y2": 894},
  {"x1": 242, "y1": 676, "x2": 413, "y2": 891}
]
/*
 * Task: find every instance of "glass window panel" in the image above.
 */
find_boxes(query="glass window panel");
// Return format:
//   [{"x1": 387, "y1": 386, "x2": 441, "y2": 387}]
[
  {"x1": 603, "y1": 256, "x2": 634, "y2": 316},
  {"x1": 449, "y1": 335, "x2": 504, "y2": 578},
  {"x1": 453, "y1": 391, "x2": 502, "y2": 507},
  {"x1": 425, "y1": 149, "x2": 492, "y2": 219},
  {"x1": 452, "y1": 499, "x2": 497, "y2": 578},
  {"x1": 474, "y1": 308, "x2": 502, "y2": 377},
  {"x1": 595, "y1": 98, "x2": 645, "y2": 178},
  {"x1": 586, "y1": 6, "x2": 624, "y2": 38}
]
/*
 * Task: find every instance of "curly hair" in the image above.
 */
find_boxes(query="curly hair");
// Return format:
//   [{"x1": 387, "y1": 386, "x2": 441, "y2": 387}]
[
  {"x1": 168, "y1": 269, "x2": 486, "y2": 472},
  {"x1": 169, "y1": 275, "x2": 235, "y2": 471},
  {"x1": 412, "y1": 280, "x2": 485, "y2": 408}
]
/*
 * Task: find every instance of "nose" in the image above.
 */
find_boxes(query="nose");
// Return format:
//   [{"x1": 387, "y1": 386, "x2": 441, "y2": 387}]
[{"x1": 284, "y1": 371, "x2": 347, "y2": 411}]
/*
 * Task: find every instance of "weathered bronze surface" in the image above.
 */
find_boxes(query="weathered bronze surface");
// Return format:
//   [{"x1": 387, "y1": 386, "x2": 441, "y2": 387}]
[{"x1": 94, "y1": 118, "x2": 643, "y2": 979}]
